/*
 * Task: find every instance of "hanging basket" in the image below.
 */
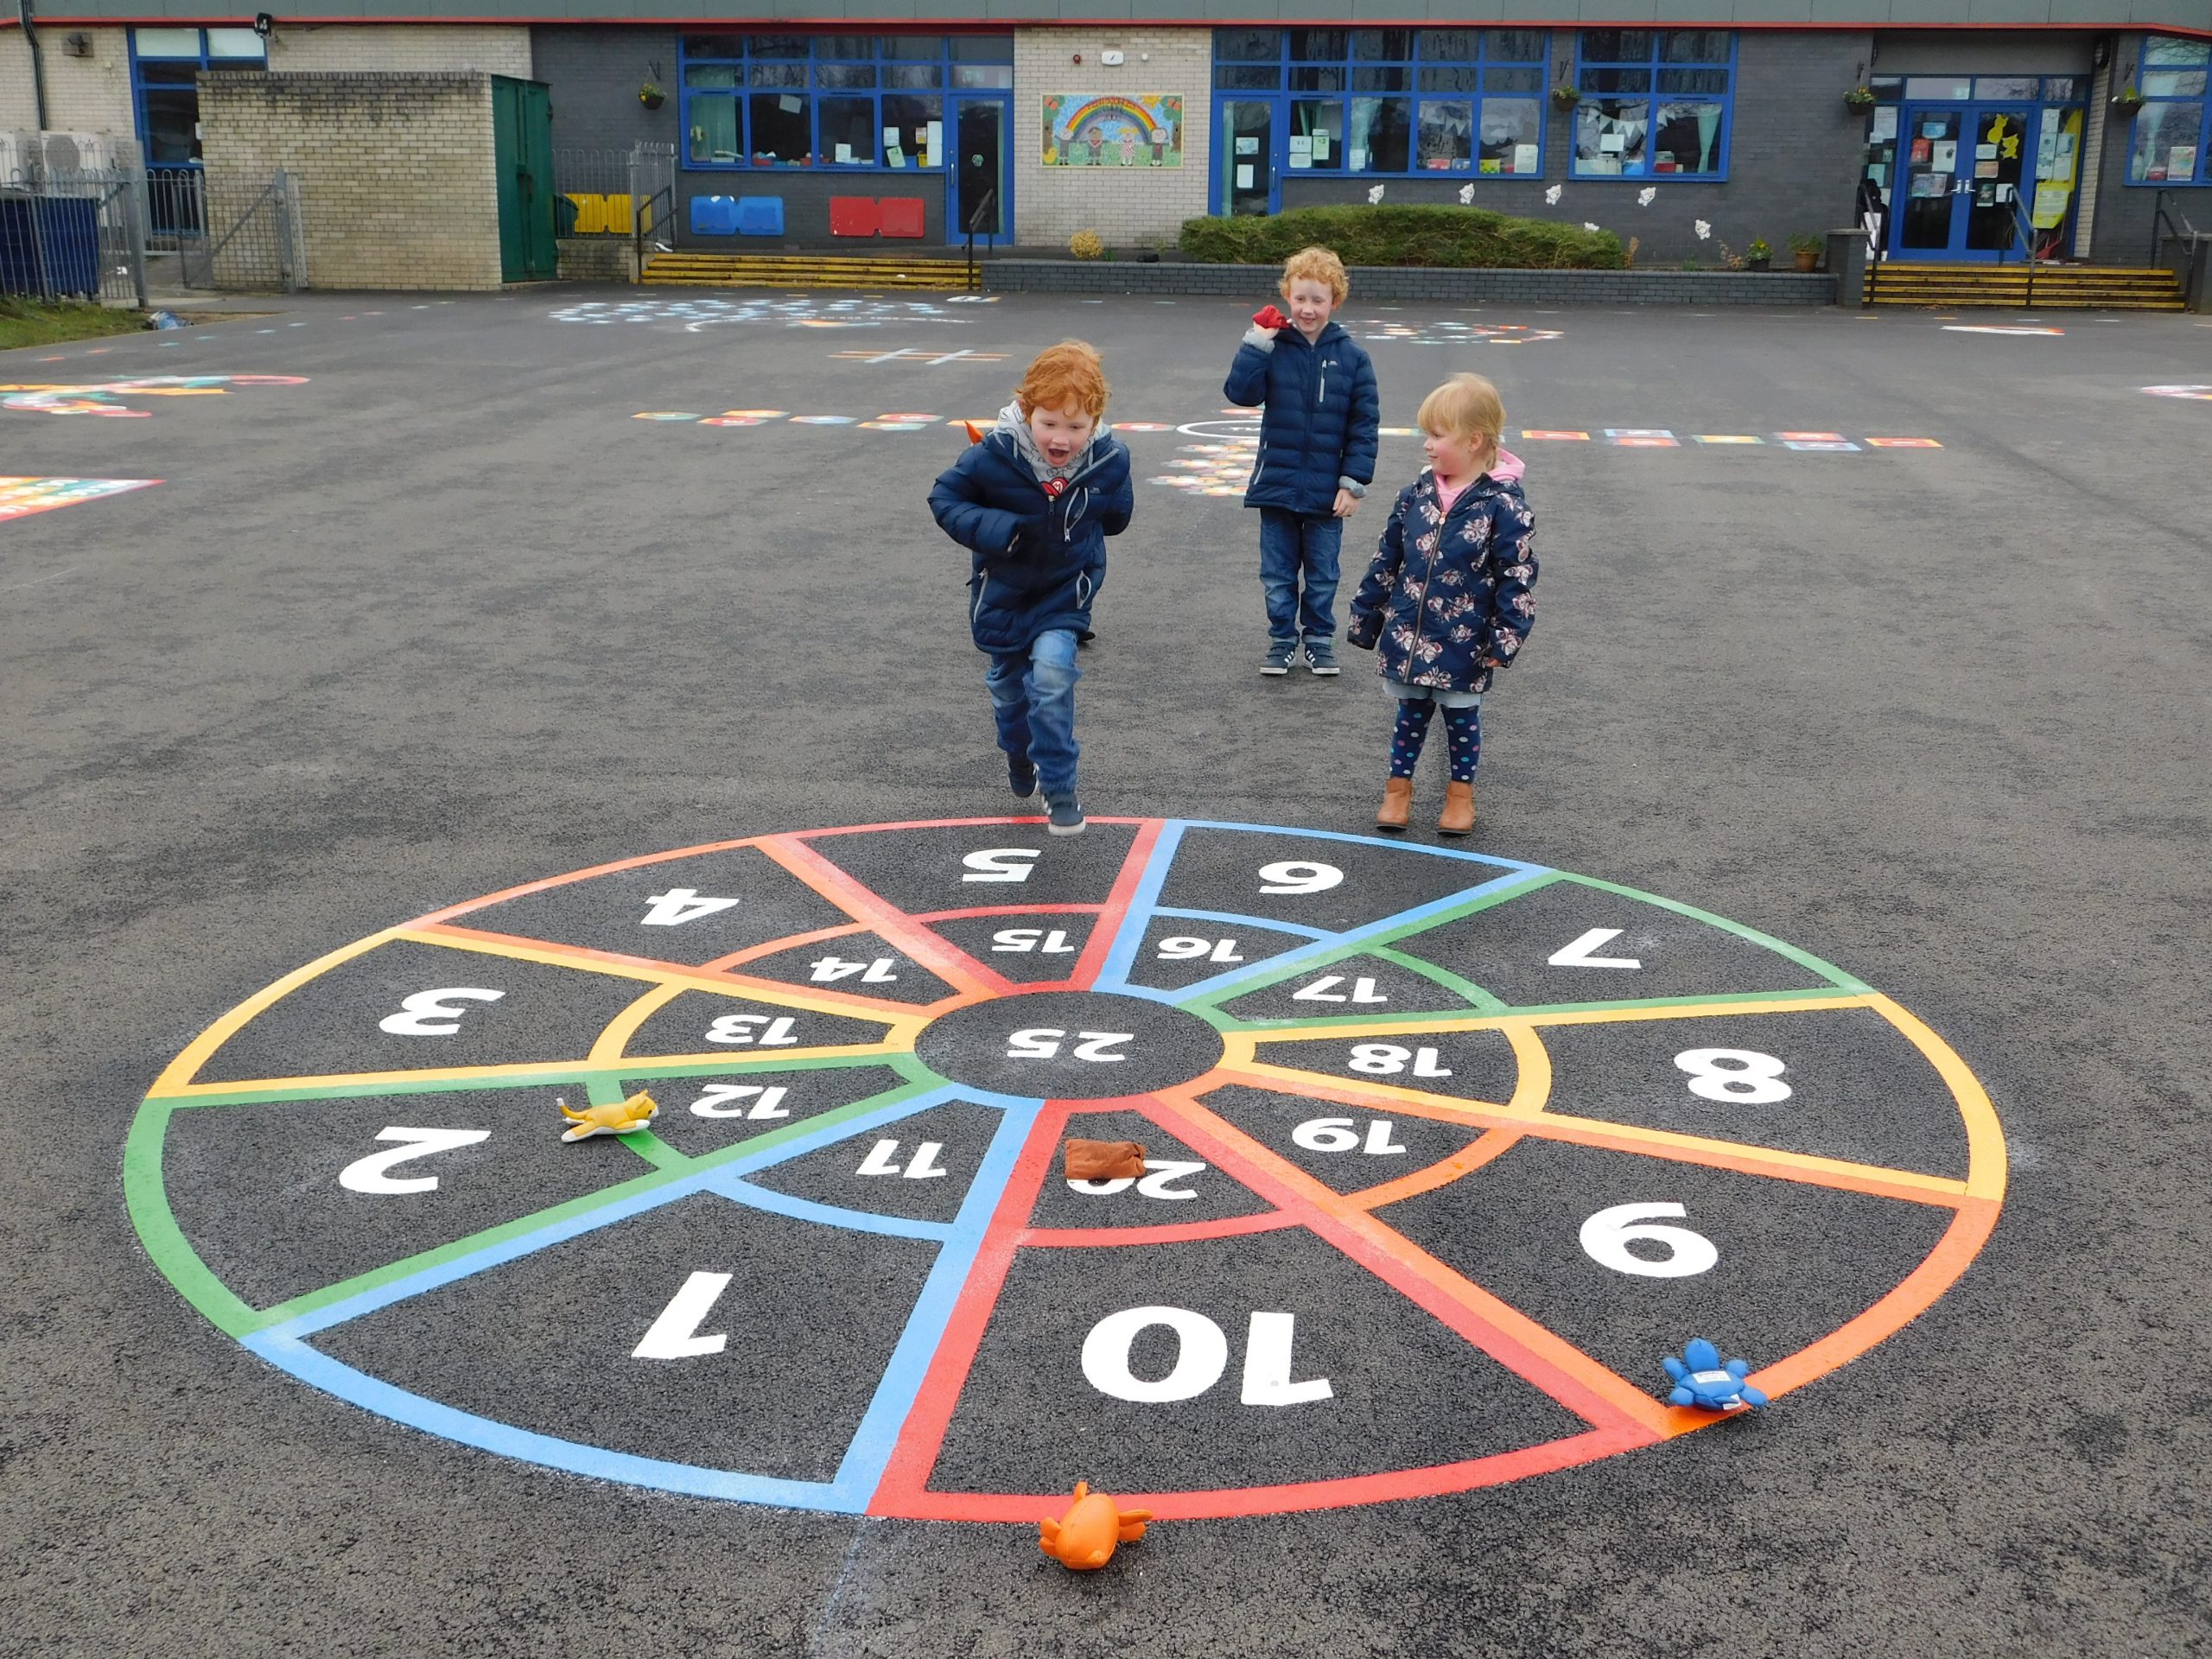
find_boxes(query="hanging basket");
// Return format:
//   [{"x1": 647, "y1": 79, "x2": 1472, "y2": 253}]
[
  {"x1": 1844, "y1": 87, "x2": 1878, "y2": 111},
  {"x1": 1548, "y1": 86, "x2": 1581, "y2": 112},
  {"x1": 639, "y1": 87, "x2": 667, "y2": 111}
]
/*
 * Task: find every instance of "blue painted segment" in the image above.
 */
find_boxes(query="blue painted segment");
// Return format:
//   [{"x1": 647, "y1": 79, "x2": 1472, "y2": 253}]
[
  {"x1": 1090, "y1": 818, "x2": 1185, "y2": 994},
  {"x1": 690, "y1": 194, "x2": 740, "y2": 235},
  {"x1": 830, "y1": 1099, "x2": 1040, "y2": 1497},
  {"x1": 1153, "y1": 906, "x2": 1334, "y2": 941},
  {"x1": 241, "y1": 1329, "x2": 868, "y2": 1510},
  {"x1": 1172, "y1": 867, "x2": 1554, "y2": 1007},
  {"x1": 709, "y1": 1176, "x2": 953, "y2": 1241},
  {"x1": 267, "y1": 1084, "x2": 963, "y2": 1342},
  {"x1": 736, "y1": 196, "x2": 785, "y2": 235}
]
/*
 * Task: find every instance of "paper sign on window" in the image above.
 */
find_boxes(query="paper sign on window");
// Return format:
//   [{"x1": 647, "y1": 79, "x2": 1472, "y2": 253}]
[{"x1": 1236, "y1": 163, "x2": 1255, "y2": 188}]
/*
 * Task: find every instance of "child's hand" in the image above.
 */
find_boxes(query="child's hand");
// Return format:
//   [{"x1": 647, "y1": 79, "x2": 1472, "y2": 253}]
[
  {"x1": 1332, "y1": 488, "x2": 1361, "y2": 518},
  {"x1": 1251, "y1": 304, "x2": 1287, "y2": 337}
]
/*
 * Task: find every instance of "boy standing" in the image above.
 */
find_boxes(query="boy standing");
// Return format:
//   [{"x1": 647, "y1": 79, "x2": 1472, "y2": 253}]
[
  {"x1": 928, "y1": 340, "x2": 1133, "y2": 836},
  {"x1": 1224, "y1": 245, "x2": 1380, "y2": 677}
]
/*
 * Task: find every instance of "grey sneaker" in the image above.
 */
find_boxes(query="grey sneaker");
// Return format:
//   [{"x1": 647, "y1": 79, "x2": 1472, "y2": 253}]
[
  {"x1": 1046, "y1": 795, "x2": 1085, "y2": 836},
  {"x1": 1262, "y1": 641, "x2": 1300, "y2": 676},
  {"x1": 1305, "y1": 639, "x2": 1340, "y2": 676}
]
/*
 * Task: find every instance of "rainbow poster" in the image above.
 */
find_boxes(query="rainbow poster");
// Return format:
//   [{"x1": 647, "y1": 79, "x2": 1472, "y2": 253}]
[{"x1": 1041, "y1": 93, "x2": 1184, "y2": 168}]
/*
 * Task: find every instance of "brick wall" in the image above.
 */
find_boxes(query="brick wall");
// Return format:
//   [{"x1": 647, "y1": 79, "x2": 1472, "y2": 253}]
[
  {"x1": 1014, "y1": 26, "x2": 1211, "y2": 250},
  {"x1": 0, "y1": 28, "x2": 137, "y2": 137},
  {"x1": 532, "y1": 25, "x2": 679, "y2": 156},
  {"x1": 266, "y1": 24, "x2": 531, "y2": 78},
  {"x1": 198, "y1": 71, "x2": 502, "y2": 290}
]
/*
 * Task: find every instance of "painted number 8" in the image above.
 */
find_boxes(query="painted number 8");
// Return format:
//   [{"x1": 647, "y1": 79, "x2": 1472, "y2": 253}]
[{"x1": 1674, "y1": 1047, "x2": 1792, "y2": 1104}]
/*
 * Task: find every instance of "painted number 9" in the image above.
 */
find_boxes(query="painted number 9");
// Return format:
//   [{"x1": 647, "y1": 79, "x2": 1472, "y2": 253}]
[
  {"x1": 1674, "y1": 1048, "x2": 1792, "y2": 1104},
  {"x1": 1258, "y1": 861, "x2": 1344, "y2": 895},
  {"x1": 1579, "y1": 1201, "x2": 1718, "y2": 1278}
]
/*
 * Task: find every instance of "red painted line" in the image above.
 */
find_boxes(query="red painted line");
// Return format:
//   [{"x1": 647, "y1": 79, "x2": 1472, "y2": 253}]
[
  {"x1": 878, "y1": 1424, "x2": 1650, "y2": 1522},
  {"x1": 1020, "y1": 1211, "x2": 1296, "y2": 1248},
  {"x1": 1068, "y1": 817, "x2": 1164, "y2": 991},
  {"x1": 756, "y1": 834, "x2": 1016, "y2": 996},
  {"x1": 870, "y1": 1102, "x2": 1070, "y2": 1513}
]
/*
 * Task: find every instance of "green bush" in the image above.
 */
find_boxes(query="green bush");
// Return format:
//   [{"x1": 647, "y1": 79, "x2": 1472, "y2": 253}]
[{"x1": 1178, "y1": 204, "x2": 1625, "y2": 270}]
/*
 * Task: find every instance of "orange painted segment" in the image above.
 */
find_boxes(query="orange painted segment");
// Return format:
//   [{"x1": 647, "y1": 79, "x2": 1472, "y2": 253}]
[
  {"x1": 1346, "y1": 1128, "x2": 1525, "y2": 1211},
  {"x1": 756, "y1": 834, "x2": 1011, "y2": 996},
  {"x1": 153, "y1": 926, "x2": 405, "y2": 1096},
  {"x1": 1149, "y1": 1088, "x2": 1675, "y2": 1438}
]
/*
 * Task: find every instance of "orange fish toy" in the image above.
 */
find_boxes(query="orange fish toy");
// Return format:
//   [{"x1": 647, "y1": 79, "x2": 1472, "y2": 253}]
[{"x1": 1039, "y1": 1482, "x2": 1154, "y2": 1571}]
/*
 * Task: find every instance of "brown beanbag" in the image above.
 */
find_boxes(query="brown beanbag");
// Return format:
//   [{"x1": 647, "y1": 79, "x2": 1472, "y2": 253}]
[{"x1": 1065, "y1": 1138, "x2": 1147, "y2": 1181}]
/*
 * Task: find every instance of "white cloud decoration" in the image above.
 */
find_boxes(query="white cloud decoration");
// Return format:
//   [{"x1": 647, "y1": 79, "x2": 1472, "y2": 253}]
[
  {"x1": 1583, "y1": 221, "x2": 1601, "y2": 232},
  {"x1": 1459, "y1": 182, "x2": 1476, "y2": 204},
  {"x1": 1694, "y1": 219, "x2": 1712, "y2": 239},
  {"x1": 1545, "y1": 184, "x2": 1563, "y2": 205},
  {"x1": 1637, "y1": 186, "x2": 1657, "y2": 207},
  {"x1": 1368, "y1": 184, "x2": 1386, "y2": 204}
]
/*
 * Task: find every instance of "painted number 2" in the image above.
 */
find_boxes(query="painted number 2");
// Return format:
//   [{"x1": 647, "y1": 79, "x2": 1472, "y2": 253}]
[
  {"x1": 338, "y1": 1127, "x2": 491, "y2": 1193},
  {"x1": 1005, "y1": 1028, "x2": 1132, "y2": 1062}
]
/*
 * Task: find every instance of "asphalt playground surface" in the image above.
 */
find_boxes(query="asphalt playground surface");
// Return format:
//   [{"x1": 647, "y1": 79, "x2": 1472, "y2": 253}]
[{"x1": 3, "y1": 284, "x2": 2209, "y2": 1657}]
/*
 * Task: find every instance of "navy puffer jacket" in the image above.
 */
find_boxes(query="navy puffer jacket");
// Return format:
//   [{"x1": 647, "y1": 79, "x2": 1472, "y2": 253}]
[
  {"x1": 1347, "y1": 469, "x2": 1537, "y2": 696},
  {"x1": 928, "y1": 429, "x2": 1134, "y2": 653},
  {"x1": 1223, "y1": 321, "x2": 1381, "y2": 518}
]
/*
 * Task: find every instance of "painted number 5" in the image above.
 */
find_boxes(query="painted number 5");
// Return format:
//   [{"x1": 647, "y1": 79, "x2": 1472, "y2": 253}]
[{"x1": 1580, "y1": 1201, "x2": 1718, "y2": 1278}]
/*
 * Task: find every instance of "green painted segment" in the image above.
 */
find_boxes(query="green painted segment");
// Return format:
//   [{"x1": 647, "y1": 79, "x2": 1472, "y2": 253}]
[
  {"x1": 1552, "y1": 874, "x2": 1871, "y2": 994},
  {"x1": 249, "y1": 1074, "x2": 943, "y2": 1332},
  {"x1": 1371, "y1": 945, "x2": 1507, "y2": 1014},
  {"x1": 579, "y1": 1075, "x2": 689, "y2": 1171},
  {"x1": 124, "y1": 1097, "x2": 262, "y2": 1339},
  {"x1": 1184, "y1": 870, "x2": 1560, "y2": 1013},
  {"x1": 161, "y1": 1046, "x2": 916, "y2": 1111}
]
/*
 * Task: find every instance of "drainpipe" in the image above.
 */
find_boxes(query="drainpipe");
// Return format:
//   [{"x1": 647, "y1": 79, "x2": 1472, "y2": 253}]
[{"x1": 16, "y1": 0, "x2": 52, "y2": 130}]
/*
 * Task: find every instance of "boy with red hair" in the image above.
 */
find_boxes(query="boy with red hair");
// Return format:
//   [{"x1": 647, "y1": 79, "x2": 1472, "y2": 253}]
[{"x1": 929, "y1": 340, "x2": 1133, "y2": 836}]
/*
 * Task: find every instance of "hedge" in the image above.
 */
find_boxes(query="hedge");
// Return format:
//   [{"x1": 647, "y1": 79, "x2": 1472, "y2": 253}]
[{"x1": 1179, "y1": 205, "x2": 1625, "y2": 270}]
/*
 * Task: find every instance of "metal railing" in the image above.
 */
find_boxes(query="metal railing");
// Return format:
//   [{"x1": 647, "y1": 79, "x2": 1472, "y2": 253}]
[
  {"x1": 963, "y1": 188, "x2": 997, "y2": 289},
  {"x1": 1, "y1": 163, "x2": 148, "y2": 307},
  {"x1": 2000, "y1": 199, "x2": 2040, "y2": 309},
  {"x1": 2152, "y1": 190, "x2": 2209, "y2": 311}
]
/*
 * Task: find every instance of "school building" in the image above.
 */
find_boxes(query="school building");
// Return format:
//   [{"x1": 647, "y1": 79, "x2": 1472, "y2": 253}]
[{"x1": 3, "y1": 1, "x2": 2207, "y2": 278}]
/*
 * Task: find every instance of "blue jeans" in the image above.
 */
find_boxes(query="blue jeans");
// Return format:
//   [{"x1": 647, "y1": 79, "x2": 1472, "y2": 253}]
[
  {"x1": 986, "y1": 628, "x2": 1080, "y2": 797},
  {"x1": 1258, "y1": 508, "x2": 1343, "y2": 646}
]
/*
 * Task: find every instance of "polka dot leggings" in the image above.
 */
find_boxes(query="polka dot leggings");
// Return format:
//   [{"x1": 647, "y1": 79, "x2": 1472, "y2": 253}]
[{"x1": 1389, "y1": 700, "x2": 1481, "y2": 784}]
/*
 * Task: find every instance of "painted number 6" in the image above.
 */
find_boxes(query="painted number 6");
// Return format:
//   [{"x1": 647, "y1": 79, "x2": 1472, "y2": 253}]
[
  {"x1": 1579, "y1": 1201, "x2": 1718, "y2": 1279},
  {"x1": 1258, "y1": 860, "x2": 1344, "y2": 895}
]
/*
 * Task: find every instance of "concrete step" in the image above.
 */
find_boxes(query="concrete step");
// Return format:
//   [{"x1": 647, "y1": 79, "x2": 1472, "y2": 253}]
[{"x1": 641, "y1": 252, "x2": 971, "y2": 290}]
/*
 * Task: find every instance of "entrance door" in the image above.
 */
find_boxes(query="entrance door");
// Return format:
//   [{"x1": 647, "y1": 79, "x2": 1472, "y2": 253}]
[
  {"x1": 1220, "y1": 100, "x2": 1273, "y2": 215},
  {"x1": 491, "y1": 76, "x2": 557, "y2": 282},
  {"x1": 950, "y1": 99, "x2": 1008, "y2": 245},
  {"x1": 1891, "y1": 105, "x2": 2033, "y2": 262}
]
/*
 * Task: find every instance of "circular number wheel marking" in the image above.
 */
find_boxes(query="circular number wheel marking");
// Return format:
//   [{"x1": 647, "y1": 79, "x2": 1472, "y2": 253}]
[{"x1": 130, "y1": 817, "x2": 2004, "y2": 1520}]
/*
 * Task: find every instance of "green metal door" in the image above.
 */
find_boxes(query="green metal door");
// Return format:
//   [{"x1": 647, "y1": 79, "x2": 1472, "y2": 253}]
[{"x1": 492, "y1": 76, "x2": 558, "y2": 282}]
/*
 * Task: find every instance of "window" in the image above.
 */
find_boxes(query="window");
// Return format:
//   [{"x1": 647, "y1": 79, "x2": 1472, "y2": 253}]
[
  {"x1": 2131, "y1": 35, "x2": 2211, "y2": 184},
  {"x1": 679, "y1": 34, "x2": 1010, "y2": 169},
  {"x1": 130, "y1": 27, "x2": 265, "y2": 169},
  {"x1": 1574, "y1": 29, "x2": 1734, "y2": 178},
  {"x1": 1210, "y1": 28, "x2": 1548, "y2": 181}
]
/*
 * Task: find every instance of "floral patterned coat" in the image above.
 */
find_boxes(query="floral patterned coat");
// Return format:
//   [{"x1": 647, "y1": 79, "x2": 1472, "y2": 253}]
[{"x1": 1346, "y1": 468, "x2": 1537, "y2": 696}]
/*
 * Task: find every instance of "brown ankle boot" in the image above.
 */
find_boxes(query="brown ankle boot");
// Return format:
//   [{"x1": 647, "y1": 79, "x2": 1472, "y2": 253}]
[
  {"x1": 1376, "y1": 776, "x2": 1413, "y2": 830},
  {"x1": 1439, "y1": 780, "x2": 1476, "y2": 836}
]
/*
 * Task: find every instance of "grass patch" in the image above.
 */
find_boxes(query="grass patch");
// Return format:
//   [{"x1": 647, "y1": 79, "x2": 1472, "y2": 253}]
[
  {"x1": 1179, "y1": 205, "x2": 1625, "y2": 270},
  {"x1": 0, "y1": 299, "x2": 147, "y2": 352}
]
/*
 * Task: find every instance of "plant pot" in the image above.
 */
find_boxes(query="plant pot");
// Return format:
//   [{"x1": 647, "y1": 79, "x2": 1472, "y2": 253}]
[
  {"x1": 1793, "y1": 249, "x2": 1819, "y2": 272},
  {"x1": 1747, "y1": 256, "x2": 1771, "y2": 271},
  {"x1": 1549, "y1": 91, "x2": 1580, "y2": 112},
  {"x1": 639, "y1": 90, "x2": 665, "y2": 110},
  {"x1": 2111, "y1": 95, "x2": 2145, "y2": 115}
]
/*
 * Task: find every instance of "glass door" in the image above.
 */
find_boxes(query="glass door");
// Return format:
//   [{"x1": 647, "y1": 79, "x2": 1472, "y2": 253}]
[
  {"x1": 1896, "y1": 107, "x2": 1962, "y2": 256},
  {"x1": 1962, "y1": 107, "x2": 2031, "y2": 256},
  {"x1": 950, "y1": 98, "x2": 1008, "y2": 245},
  {"x1": 1220, "y1": 100, "x2": 1274, "y2": 215}
]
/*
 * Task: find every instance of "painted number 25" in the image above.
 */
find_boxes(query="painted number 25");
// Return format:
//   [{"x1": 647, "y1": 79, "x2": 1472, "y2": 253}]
[{"x1": 1007, "y1": 1028, "x2": 1131, "y2": 1062}]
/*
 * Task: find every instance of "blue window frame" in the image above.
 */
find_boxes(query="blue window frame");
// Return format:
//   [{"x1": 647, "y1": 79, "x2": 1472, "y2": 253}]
[
  {"x1": 130, "y1": 27, "x2": 265, "y2": 168},
  {"x1": 2128, "y1": 35, "x2": 2210, "y2": 186},
  {"x1": 678, "y1": 34, "x2": 1011, "y2": 172},
  {"x1": 1209, "y1": 26, "x2": 1548, "y2": 194},
  {"x1": 1572, "y1": 30, "x2": 1735, "y2": 181}
]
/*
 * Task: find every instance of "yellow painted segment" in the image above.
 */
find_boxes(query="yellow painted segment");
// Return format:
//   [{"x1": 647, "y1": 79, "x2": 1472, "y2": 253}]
[
  {"x1": 1868, "y1": 994, "x2": 2008, "y2": 1204},
  {"x1": 1240, "y1": 991, "x2": 1871, "y2": 1050},
  {"x1": 147, "y1": 926, "x2": 408, "y2": 1097}
]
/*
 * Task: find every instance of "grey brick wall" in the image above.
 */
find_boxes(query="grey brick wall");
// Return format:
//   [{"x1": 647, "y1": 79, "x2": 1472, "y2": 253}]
[
  {"x1": 531, "y1": 25, "x2": 680, "y2": 156},
  {"x1": 2085, "y1": 31, "x2": 2198, "y2": 270},
  {"x1": 982, "y1": 259, "x2": 1835, "y2": 304}
]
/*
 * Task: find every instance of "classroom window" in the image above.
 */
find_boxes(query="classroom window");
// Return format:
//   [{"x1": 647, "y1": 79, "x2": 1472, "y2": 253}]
[
  {"x1": 130, "y1": 27, "x2": 265, "y2": 168},
  {"x1": 2130, "y1": 36, "x2": 2211, "y2": 183},
  {"x1": 680, "y1": 34, "x2": 1009, "y2": 170},
  {"x1": 1574, "y1": 29, "x2": 1733, "y2": 178},
  {"x1": 1211, "y1": 27, "x2": 1549, "y2": 181}
]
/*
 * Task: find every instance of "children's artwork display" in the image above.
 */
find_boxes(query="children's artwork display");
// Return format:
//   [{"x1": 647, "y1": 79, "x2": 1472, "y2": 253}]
[
  {"x1": 129, "y1": 817, "x2": 2003, "y2": 1520},
  {"x1": 0, "y1": 475, "x2": 160, "y2": 520},
  {"x1": 1040, "y1": 93, "x2": 1184, "y2": 168}
]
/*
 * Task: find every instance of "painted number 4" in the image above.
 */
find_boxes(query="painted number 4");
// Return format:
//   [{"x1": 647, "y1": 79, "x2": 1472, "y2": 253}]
[{"x1": 640, "y1": 887, "x2": 740, "y2": 926}]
